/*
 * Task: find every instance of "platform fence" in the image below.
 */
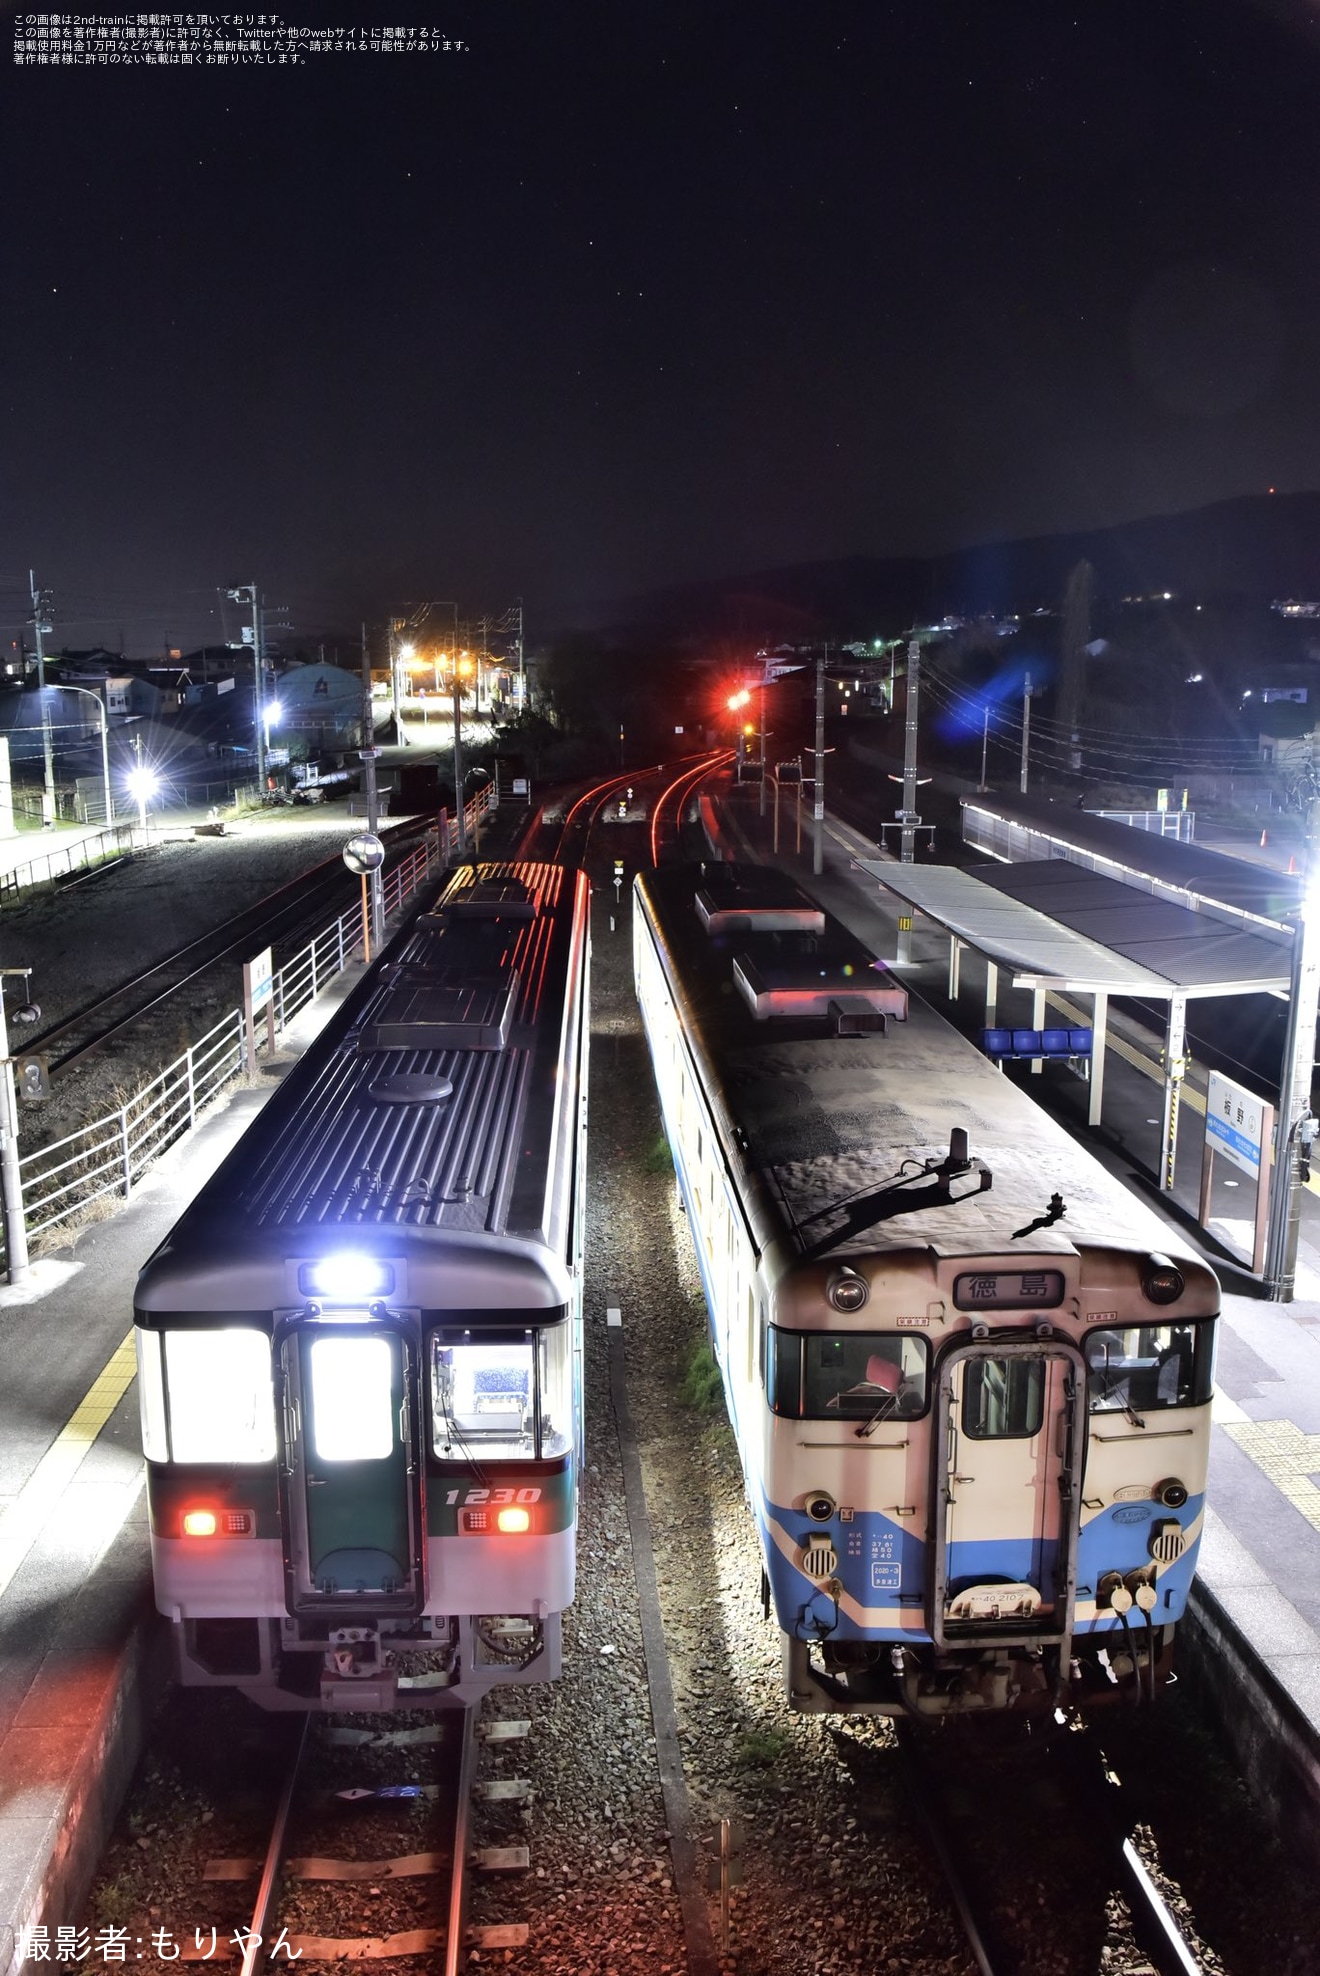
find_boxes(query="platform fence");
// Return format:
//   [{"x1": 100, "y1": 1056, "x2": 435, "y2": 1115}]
[{"x1": 5, "y1": 821, "x2": 456, "y2": 1263}]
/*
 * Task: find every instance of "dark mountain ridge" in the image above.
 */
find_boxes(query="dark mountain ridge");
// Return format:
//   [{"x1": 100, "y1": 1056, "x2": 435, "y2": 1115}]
[{"x1": 580, "y1": 490, "x2": 1320, "y2": 639}]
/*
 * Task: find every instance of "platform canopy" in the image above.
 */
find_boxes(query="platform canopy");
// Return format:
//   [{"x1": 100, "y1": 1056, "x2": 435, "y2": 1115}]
[
  {"x1": 851, "y1": 862, "x2": 1174, "y2": 997},
  {"x1": 854, "y1": 857, "x2": 1294, "y2": 1191}
]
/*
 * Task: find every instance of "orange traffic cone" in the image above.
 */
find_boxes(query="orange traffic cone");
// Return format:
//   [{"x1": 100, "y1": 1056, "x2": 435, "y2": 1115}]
[
  {"x1": 1261, "y1": 830, "x2": 1269, "y2": 847},
  {"x1": 1288, "y1": 855, "x2": 1297, "y2": 874}
]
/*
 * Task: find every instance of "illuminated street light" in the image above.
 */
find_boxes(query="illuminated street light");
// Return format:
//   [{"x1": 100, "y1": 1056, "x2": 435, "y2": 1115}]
[{"x1": 126, "y1": 763, "x2": 158, "y2": 833}]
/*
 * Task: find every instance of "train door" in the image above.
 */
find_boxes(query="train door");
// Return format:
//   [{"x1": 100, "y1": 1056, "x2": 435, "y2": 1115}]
[
  {"x1": 276, "y1": 1313, "x2": 426, "y2": 1618},
  {"x1": 930, "y1": 1337, "x2": 1084, "y2": 1651}
]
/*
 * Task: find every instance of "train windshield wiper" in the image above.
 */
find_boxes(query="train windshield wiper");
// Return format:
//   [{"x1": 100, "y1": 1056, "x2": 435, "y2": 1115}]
[{"x1": 799, "y1": 1129, "x2": 992, "y2": 1259}]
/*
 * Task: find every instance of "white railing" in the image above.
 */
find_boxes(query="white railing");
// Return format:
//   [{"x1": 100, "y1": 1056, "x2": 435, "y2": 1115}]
[
  {"x1": 0, "y1": 822, "x2": 140, "y2": 901},
  {"x1": 7, "y1": 825, "x2": 449, "y2": 1260}
]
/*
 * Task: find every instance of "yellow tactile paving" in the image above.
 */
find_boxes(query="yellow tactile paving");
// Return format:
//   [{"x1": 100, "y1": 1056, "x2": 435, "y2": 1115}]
[
  {"x1": 1222, "y1": 1418, "x2": 1320, "y2": 1535},
  {"x1": 0, "y1": 1330, "x2": 138, "y2": 1599}
]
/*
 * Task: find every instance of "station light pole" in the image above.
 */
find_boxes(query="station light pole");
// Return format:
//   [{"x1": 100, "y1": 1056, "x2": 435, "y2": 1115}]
[
  {"x1": 29, "y1": 572, "x2": 56, "y2": 826},
  {"x1": 59, "y1": 683, "x2": 113, "y2": 828}
]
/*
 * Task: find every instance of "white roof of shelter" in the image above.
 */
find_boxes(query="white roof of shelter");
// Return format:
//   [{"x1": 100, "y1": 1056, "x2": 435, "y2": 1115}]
[{"x1": 854, "y1": 860, "x2": 1293, "y2": 1000}]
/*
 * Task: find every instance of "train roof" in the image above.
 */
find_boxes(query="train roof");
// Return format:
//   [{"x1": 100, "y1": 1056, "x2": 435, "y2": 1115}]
[
  {"x1": 136, "y1": 861, "x2": 588, "y2": 1312},
  {"x1": 637, "y1": 863, "x2": 1198, "y2": 1267}
]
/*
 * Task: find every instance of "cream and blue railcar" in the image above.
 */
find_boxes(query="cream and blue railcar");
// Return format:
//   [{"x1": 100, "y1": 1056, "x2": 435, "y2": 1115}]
[
  {"x1": 135, "y1": 862, "x2": 590, "y2": 1711},
  {"x1": 634, "y1": 864, "x2": 1218, "y2": 1718}
]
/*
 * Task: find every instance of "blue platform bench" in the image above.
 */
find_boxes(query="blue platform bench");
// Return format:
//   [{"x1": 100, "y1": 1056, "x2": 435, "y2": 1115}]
[{"x1": 980, "y1": 1026, "x2": 1093, "y2": 1062}]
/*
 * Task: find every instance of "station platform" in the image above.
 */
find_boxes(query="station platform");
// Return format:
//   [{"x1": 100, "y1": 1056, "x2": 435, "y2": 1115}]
[{"x1": 714, "y1": 778, "x2": 1320, "y2": 1843}]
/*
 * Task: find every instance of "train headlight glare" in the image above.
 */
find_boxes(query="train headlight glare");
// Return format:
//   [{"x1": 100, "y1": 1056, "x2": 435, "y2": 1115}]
[
  {"x1": 182, "y1": 1509, "x2": 217, "y2": 1537},
  {"x1": 1141, "y1": 1255, "x2": 1184, "y2": 1305},
  {"x1": 828, "y1": 1268, "x2": 869, "y2": 1313},
  {"x1": 299, "y1": 1254, "x2": 395, "y2": 1302},
  {"x1": 497, "y1": 1506, "x2": 531, "y2": 1533}
]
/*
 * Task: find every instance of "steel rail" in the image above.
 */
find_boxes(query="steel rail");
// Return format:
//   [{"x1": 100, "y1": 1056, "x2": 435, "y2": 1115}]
[
  {"x1": 241, "y1": 1714, "x2": 310, "y2": 1976},
  {"x1": 41, "y1": 825, "x2": 425, "y2": 1073},
  {"x1": 443, "y1": 1707, "x2": 480, "y2": 1976},
  {"x1": 893, "y1": 1725, "x2": 998, "y2": 1976}
]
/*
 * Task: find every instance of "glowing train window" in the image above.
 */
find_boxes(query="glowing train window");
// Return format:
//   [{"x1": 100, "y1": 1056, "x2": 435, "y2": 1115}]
[
  {"x1": 135, "y1": 1327, "x2": 168, "y2": 1462},
  {"x1": 768, "y1": 1328, "x2": 930, "y2": 1420},
  {"x1": 1084, "y1": 1321, "x2": 1214, "y2": 1413},
  {"x1": 432, "y1": 1328, "x2": 537, "y2": 1459},
  {"x1": 537, "y1": 1323, "x2": 573, "y2": 1458},
  {"x1": 163, "y1": 1329, "x2": 276, "y2": 1465},
  {"x1": 308, "y1": 1335, "x2": 394, "y2": 1461}
]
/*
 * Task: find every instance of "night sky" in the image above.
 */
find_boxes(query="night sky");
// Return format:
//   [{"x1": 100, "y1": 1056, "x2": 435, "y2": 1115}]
[{"x1": 3, "y1": 1, "x2": 1319, "y2": 652}]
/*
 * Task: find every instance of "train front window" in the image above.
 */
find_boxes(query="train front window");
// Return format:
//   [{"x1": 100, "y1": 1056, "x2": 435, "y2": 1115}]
[
  {"x1": 308, "y1": 1335, "x2": 394, "y2": 1461},
  {"x1": 538, "y1": 1322, "x2": 573, "y2": 1458},
  {"x1": 962, "y1": 1359, "x2": 1044, "y2": 1440},
  {"x1": 432, "y1": 1328, "x2": 536, "y2": 1459},
  {"x1": 1085, "y1": 1322, "x2": 1214, "y2": 1414},
  {"x1": 162, "y1": 1328, "x2": 276, "y2": 1464},
  {"x1": 768, "y1": 1328, "x2": 930, "y2": 1419}
]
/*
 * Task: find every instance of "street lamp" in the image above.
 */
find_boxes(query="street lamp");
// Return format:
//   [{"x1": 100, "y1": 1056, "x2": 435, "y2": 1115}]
[
  {"x1": 126, "y1": 763, "x2": 158, "y2": 834},
  {"x1": 55, "y1": 683, "x2": 113, "y2": 829},
  {"x1": 264, "y1": 700, "x2": 282, "y2": 755}
]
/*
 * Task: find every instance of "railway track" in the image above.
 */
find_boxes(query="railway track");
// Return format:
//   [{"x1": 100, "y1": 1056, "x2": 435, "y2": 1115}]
[
  {"x1": 28, "y1": 822, "x2": 428, "y2": 1076},
  {"x1": 167, "y1": 1703, "x2": 530, "y2": 1975},
  {"x1": 897, "y1": 1722, "x2": 1209, "y2": 1976}
]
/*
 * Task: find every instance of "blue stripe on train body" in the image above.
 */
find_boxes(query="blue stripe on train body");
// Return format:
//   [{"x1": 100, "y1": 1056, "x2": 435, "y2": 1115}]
[{"x1": 754, "y1": 1490, "x2": 1205, "y2": 1642}]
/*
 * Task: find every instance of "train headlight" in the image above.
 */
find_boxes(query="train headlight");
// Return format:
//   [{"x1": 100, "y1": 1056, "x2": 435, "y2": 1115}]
[
  {"x1": 1141, "y1": 1254, "x2": 1184, "y2": 1306},
  {"x1": 1155, "y1": 1477, "x2": 1189, "y2": 1509},
  {"x1": 182, "y1": 1509, "x2": 217, "y2": 1537},
  {"x1": 828, "y1": 1267, "x2": 869, "y2": 1313},
  {"x1": 299, "y1": 1254, "x2": 395, "y2": 1302},
  {"x1": 805, "y1": 1492, "x2": 836, "y2": 1523}
]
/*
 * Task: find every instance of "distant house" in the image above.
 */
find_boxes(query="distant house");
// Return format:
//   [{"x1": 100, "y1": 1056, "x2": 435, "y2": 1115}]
[{"x1": 272, "y1": 662, "x2": 364, "y2": 748}]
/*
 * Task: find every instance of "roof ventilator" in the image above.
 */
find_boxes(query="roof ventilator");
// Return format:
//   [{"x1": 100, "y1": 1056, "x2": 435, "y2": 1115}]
[{"x1": 355, "y1": 968, "x2": 519, "y2": 1053}]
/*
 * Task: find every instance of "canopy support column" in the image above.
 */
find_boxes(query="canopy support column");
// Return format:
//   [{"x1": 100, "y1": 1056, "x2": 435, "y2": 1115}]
[
  {"x1": 948, "y1": 935, "x2": 962, "y2": 1000},
  {"x1": 1089, "y1": 990, "x2": 1108, "y2": 1129},
  {"x1": 1031, "y1": 986, "x2": 1046, "y2": 1074},
  {"x1": 1159, "y1": 993, "x2": 1187, "y2": 1192},
  {"x1": 985, "y1": 960, "x2": 998, "y2": 1027}
]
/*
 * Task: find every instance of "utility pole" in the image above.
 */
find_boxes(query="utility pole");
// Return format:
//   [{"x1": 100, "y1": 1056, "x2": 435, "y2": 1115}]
[
  {"x1": 812, "y1": 645, "x2": 826, "y2": 876},
  {"x1": 893, "y1": 638, "x2": 925, "y2": 966},
  {"x1": 979, "y1": 705, "x2": 990, "y2": 791},
  {"x1": 514, "y1": 596, "x2": 525, "y2": 711},
  {"x1": 453, "y1": 665, "x2": 467, "y2": 858},
  {"x1": 1019, "y1": 670, "x2": 1032, "y2": 795},
  {"x1": 758, "y1": 675, "x2": 768, "y2": 819},
  {"x1": 29, "y1": 572, "x2": 55, "y2": 826},
  {"x1": 359, "y1": 624, "x2": 384, "y2": 950},
  {"x1": 225, "y1": 584, "x2": 266, "y2": 790}
]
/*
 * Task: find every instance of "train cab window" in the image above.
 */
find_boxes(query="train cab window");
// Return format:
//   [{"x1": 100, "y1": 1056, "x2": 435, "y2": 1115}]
[
  {"x1": 768, "y1": 1328, "x2": 930, "y2": 1420},
  {"x1": 308, "y1": 1335, "x2": 394, "y2": 1461},
  {"x1": 158, "y1": 1328, "x2": 277, "y2": 1464},
  {"x1": 431, "y1": 1327, "x2": 539, "y2": 1459},
  {"x1": 538, "y1": 1322, "x2": 573, "y2": 1458},
  {"x1": 962, "y1": 1359, "x2": 1044, "y2": 1440},
  {"x1": 1084, "y1": 1322, "x2": 1213, "y2": 1414}
]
